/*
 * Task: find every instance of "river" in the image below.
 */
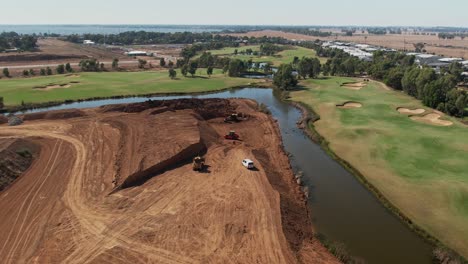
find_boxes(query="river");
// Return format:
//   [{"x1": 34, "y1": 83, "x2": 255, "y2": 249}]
[{"x1": 15, "y1": 88, "x2": 434, "y2": 264}]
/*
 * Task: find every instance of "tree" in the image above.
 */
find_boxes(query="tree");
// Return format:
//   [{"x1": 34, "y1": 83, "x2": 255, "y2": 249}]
[
  {"x1": 297, "y1": 58, "x2": 312, "y2": 79},
  {"x1": 40, "y1": 68, "x2": 46, "y2": 76},
  {"x1": 402, "y1": 67, "x2": 420, "y2": 97},
  {"x1": 207, "y1": 66, "x2": 213, "y2": 77},
  {"x1": 100, "y1": 63, "x2": 105, "y2": 71},
  {"x1": 188, "y1": 61, "x2": 198, "y2": 77},
  {"x1": 112, "y1": 58, "x2": 119, "y2": 69},
  {"x1": 23, "y1": 70, "x2": 29, "y2": 76},
  {"x1": 168, "y1": 60, "x2": 174, "y2": 68},
  {"x1": 28, "y1": 69, "x2": 35, "y2": 76},
  {"x1": 0, "y1": 97, "x2": 3, "y2": 109},
  {"x1": 56, "y1": 64, "x2": 65, "y2": 74},
  {"x1": 138, "y1": 59, "x2": 147, "y2": 69},
  {"x1": 46, "y1": 67, "x2": 52, "y2": 75},
  {"x1": 273, "y1": 64, "x2": 298, "y2": 90},
  {"x1": 160, "y1": 58, "x2": 166, "y2": 67},
  {"x1": 3, "y1": 68, "x2": 10, "y2": 77},
  {"x1": 413, "y1": 42, "x2": 425, "y2": 53},
  {"x1": 65, "y1": 63, "x2": 73, "y2": 72},
  {"x1": 384, "y1": 67, "x2": 404, "y2": 90},
  {"x1": 234, "y1": 49, "x2": 238, "y2": 55},
  {"x1": 168, "y1": 68, "x2": 177, "y2": 79},
  {"x1": 79, "y1": 59, "x2": 100, "y2": 72},
  {"x1": 228, "y1": 59, "x2": 246, "y2": 77},
  {"x1": 181, "y1": 64, "x2": 189, "y2": 77}
]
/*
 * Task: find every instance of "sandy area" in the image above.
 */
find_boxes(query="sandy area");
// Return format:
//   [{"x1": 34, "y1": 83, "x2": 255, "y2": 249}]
[
  {"x1": 410, "y1": 113, "x2": 453, "y2": 126},
  {"x1": 341, "y1": 82, "x2": 367, "y2": 90},
  {"x1": 0, "y1": 99, "x2": 338, "y2": 264},
  {"x1": 336, "y1": 102, "x2": 362, "y2": 109},
  {"x1": 397, "y1": 107, "x2": 426, "y2": 115}
]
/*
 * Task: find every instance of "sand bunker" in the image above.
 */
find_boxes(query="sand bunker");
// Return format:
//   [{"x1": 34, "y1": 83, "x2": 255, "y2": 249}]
[
  {"x1": 397, "y1": 107, "x2": 426, "y2": 115},
  {"x1": 65, "y1": 74, "x2": 80, "y2": 77},
  {"x1": 341, "y1": 82, "x2": 367, "y2": 90},
  {"x1": 410, "y1": 113, "x2": 453, "y2": 126},
  {"x1": 336, "y1": 101, "x2": 363, "y2": 109},
  {"x1": 33, "y1": 82, "x2": 78, "y2": 91}
]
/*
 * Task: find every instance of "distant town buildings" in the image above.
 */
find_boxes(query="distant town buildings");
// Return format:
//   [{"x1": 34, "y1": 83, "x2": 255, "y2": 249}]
[{"x1": 322, "y1": 41, "x2": 467, "y2": 74}]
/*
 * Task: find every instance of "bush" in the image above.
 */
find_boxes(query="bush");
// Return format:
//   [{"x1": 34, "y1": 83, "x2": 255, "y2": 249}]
[{"x1": 3, "y1": 68, "x2": 10, "y2": 77}]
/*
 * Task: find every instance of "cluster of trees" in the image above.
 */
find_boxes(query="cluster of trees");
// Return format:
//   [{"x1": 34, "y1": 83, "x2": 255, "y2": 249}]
[
  {"x1": 294, "y1": 57, "x2": 321, "y2": 79},
  {"x1": 317, "y1": 47, "x2": 467, "y2": 117},
  {"x1": 367, "y1": 28, "x2": 387, "y2": 35},
  {"x1": 0, "y1": 32, "x2": 37, "y2": 52},
  {"x1": 79, "y1": 59, "x2": 104, "y2": 72},
  {"x1": 438, "y1": 33, "x2": 467, "y2": 40},
  {"x1": 275, "y1": 27, "x2": 332, "y2": 37},
  {"x1": 259, "y1": 43, "x2": 283, "y2": 56},
  {"x1": 19, "y1": 63, "x2": 74, "y2": 77}
]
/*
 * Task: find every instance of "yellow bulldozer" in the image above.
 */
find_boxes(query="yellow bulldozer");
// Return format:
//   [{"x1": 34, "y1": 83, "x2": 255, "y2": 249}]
[{"x1": 192, "y1": 156, "x2": 205, "y2": 171}]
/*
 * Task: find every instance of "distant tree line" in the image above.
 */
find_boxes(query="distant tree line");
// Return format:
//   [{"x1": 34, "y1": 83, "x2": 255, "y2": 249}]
[
  {"x1": 0, "y1": 32, "x2": 38, "y2": 52},
  {"x1": 65, "y1": 31, "x2": 292, "y2": 46},
  {"x1": 438, "y1": 33, "x2": 468, "y2": 40},
  {"x1": 316, "y1": 47, "x2": 467, "y2": 117}
]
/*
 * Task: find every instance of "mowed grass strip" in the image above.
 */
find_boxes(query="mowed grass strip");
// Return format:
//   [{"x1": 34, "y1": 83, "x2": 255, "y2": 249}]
[
  {"x1": 0, "y1": 69, "x2": 255, "y2": 106},
  {"x1": 290, "y1": 77, "x2": 468, "y2": 258}
]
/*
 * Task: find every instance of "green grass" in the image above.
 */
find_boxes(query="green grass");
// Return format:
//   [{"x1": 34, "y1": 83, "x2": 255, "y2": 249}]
[
  {"x1": 0, "y1": 69, "x2": 256, "y2": 106},
  {"x1": 203, "y1": 45, "x2": 261, "y2": 56},
  {"x1": 200, "y1": 45, "x2": 326, "y2": 66},
  {"x1": 290, "y1": 77, "x2": 468, "y2": 258}
]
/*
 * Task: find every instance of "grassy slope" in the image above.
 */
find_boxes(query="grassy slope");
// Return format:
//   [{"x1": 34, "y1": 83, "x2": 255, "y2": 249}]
[
  {"x1": 200, "y1": 45, "x2": 325, "y2": 66},
  {"x1": 0, "y1": 69, "x2": 256, "y2": 106},
  {"x1": 290, "y1": 77, "x2": 468, "y2": 258}
]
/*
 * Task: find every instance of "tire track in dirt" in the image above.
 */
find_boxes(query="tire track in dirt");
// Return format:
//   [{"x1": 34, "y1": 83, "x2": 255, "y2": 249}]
[{"x1": 0, "y1": 139, "x2": 60, "y2": 262}]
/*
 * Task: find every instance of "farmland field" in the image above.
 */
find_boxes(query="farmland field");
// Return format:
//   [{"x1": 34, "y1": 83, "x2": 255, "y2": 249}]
[
  {"x1": 0, "y1": 69, "x2": 257, "y2": 106},
  {"x1": 290, "y1": 77, "x2": 468, "y2": 258}
]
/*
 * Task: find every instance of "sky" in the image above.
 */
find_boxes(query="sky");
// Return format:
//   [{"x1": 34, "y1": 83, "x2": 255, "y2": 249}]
[{"x1": 1, "y1": 0, "x2": 467, "y2": 27}]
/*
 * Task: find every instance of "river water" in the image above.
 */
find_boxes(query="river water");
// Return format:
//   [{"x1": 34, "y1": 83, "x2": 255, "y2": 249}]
[{"x1": 16, "y1": 88, "x2": 433, "y2": 264}]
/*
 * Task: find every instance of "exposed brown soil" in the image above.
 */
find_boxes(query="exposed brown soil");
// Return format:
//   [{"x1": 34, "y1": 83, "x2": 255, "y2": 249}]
[
  {"x1": 0, "y1": 115, "x2": 7, "y2": 124},
  {"x1": 0, "y1": 99, "x2": 339, "y2": 264},
  {"x1": 0, "y1": 38, "x2": 126, "y2": 64},
  {"x1": 336, "y1": 101, "x2": 362, "y2": 109},
  {"x1": 410, "y1": 113, "x2": 453, "y2": 126},
  {"x1": 0, "y1": 138, "x2": 40, "y2": 191},
  {"x1": 397, "y1": 107, "x2": 426, "y2": 115}
]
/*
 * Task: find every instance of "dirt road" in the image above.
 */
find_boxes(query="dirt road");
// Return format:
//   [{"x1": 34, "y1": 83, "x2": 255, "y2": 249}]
[{"x1": 0, "y1": 99, "x2": 338, "y2": 263}]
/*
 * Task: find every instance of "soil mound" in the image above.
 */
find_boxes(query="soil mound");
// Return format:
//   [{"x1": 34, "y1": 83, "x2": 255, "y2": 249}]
[
  {"x1": 100, "y1": 98, "x2": 236, "y2": 120},
  {"x1": 397, "y1": 107, "x2": 425, "y2": 115},
  {"x1": 0, "y1": 115, "x2": 7, "y2": 124},
  {"x1": 0, "y1": 138, "x2": 39, "y2": 191},
  {"x1": 336, "y1": 101, "x2": 363, "y2": 108},
  {"x1": 411, "y1": 113, "x2": 453, "y2": 126},
  {"x1": 23, "y1": 109, "x2": 86, "y2": 121},
  {"x1": 341, "y1": 82, "x2": 367, "y2": 90}
]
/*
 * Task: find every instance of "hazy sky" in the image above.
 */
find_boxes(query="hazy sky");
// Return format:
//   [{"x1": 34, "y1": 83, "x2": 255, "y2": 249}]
[{"x1": 1, "y1": 0, "x2": 467, "y2": 26}]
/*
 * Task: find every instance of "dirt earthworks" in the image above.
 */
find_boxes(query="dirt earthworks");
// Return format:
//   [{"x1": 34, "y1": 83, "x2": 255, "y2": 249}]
[{"x1": 0, "y1": 98, "x2": 339, "y2": 264}]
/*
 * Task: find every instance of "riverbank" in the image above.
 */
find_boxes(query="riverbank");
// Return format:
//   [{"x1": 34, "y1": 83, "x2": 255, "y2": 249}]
[{"x1": 289, "y1": 77, "x2": 468, "y2": 261}]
